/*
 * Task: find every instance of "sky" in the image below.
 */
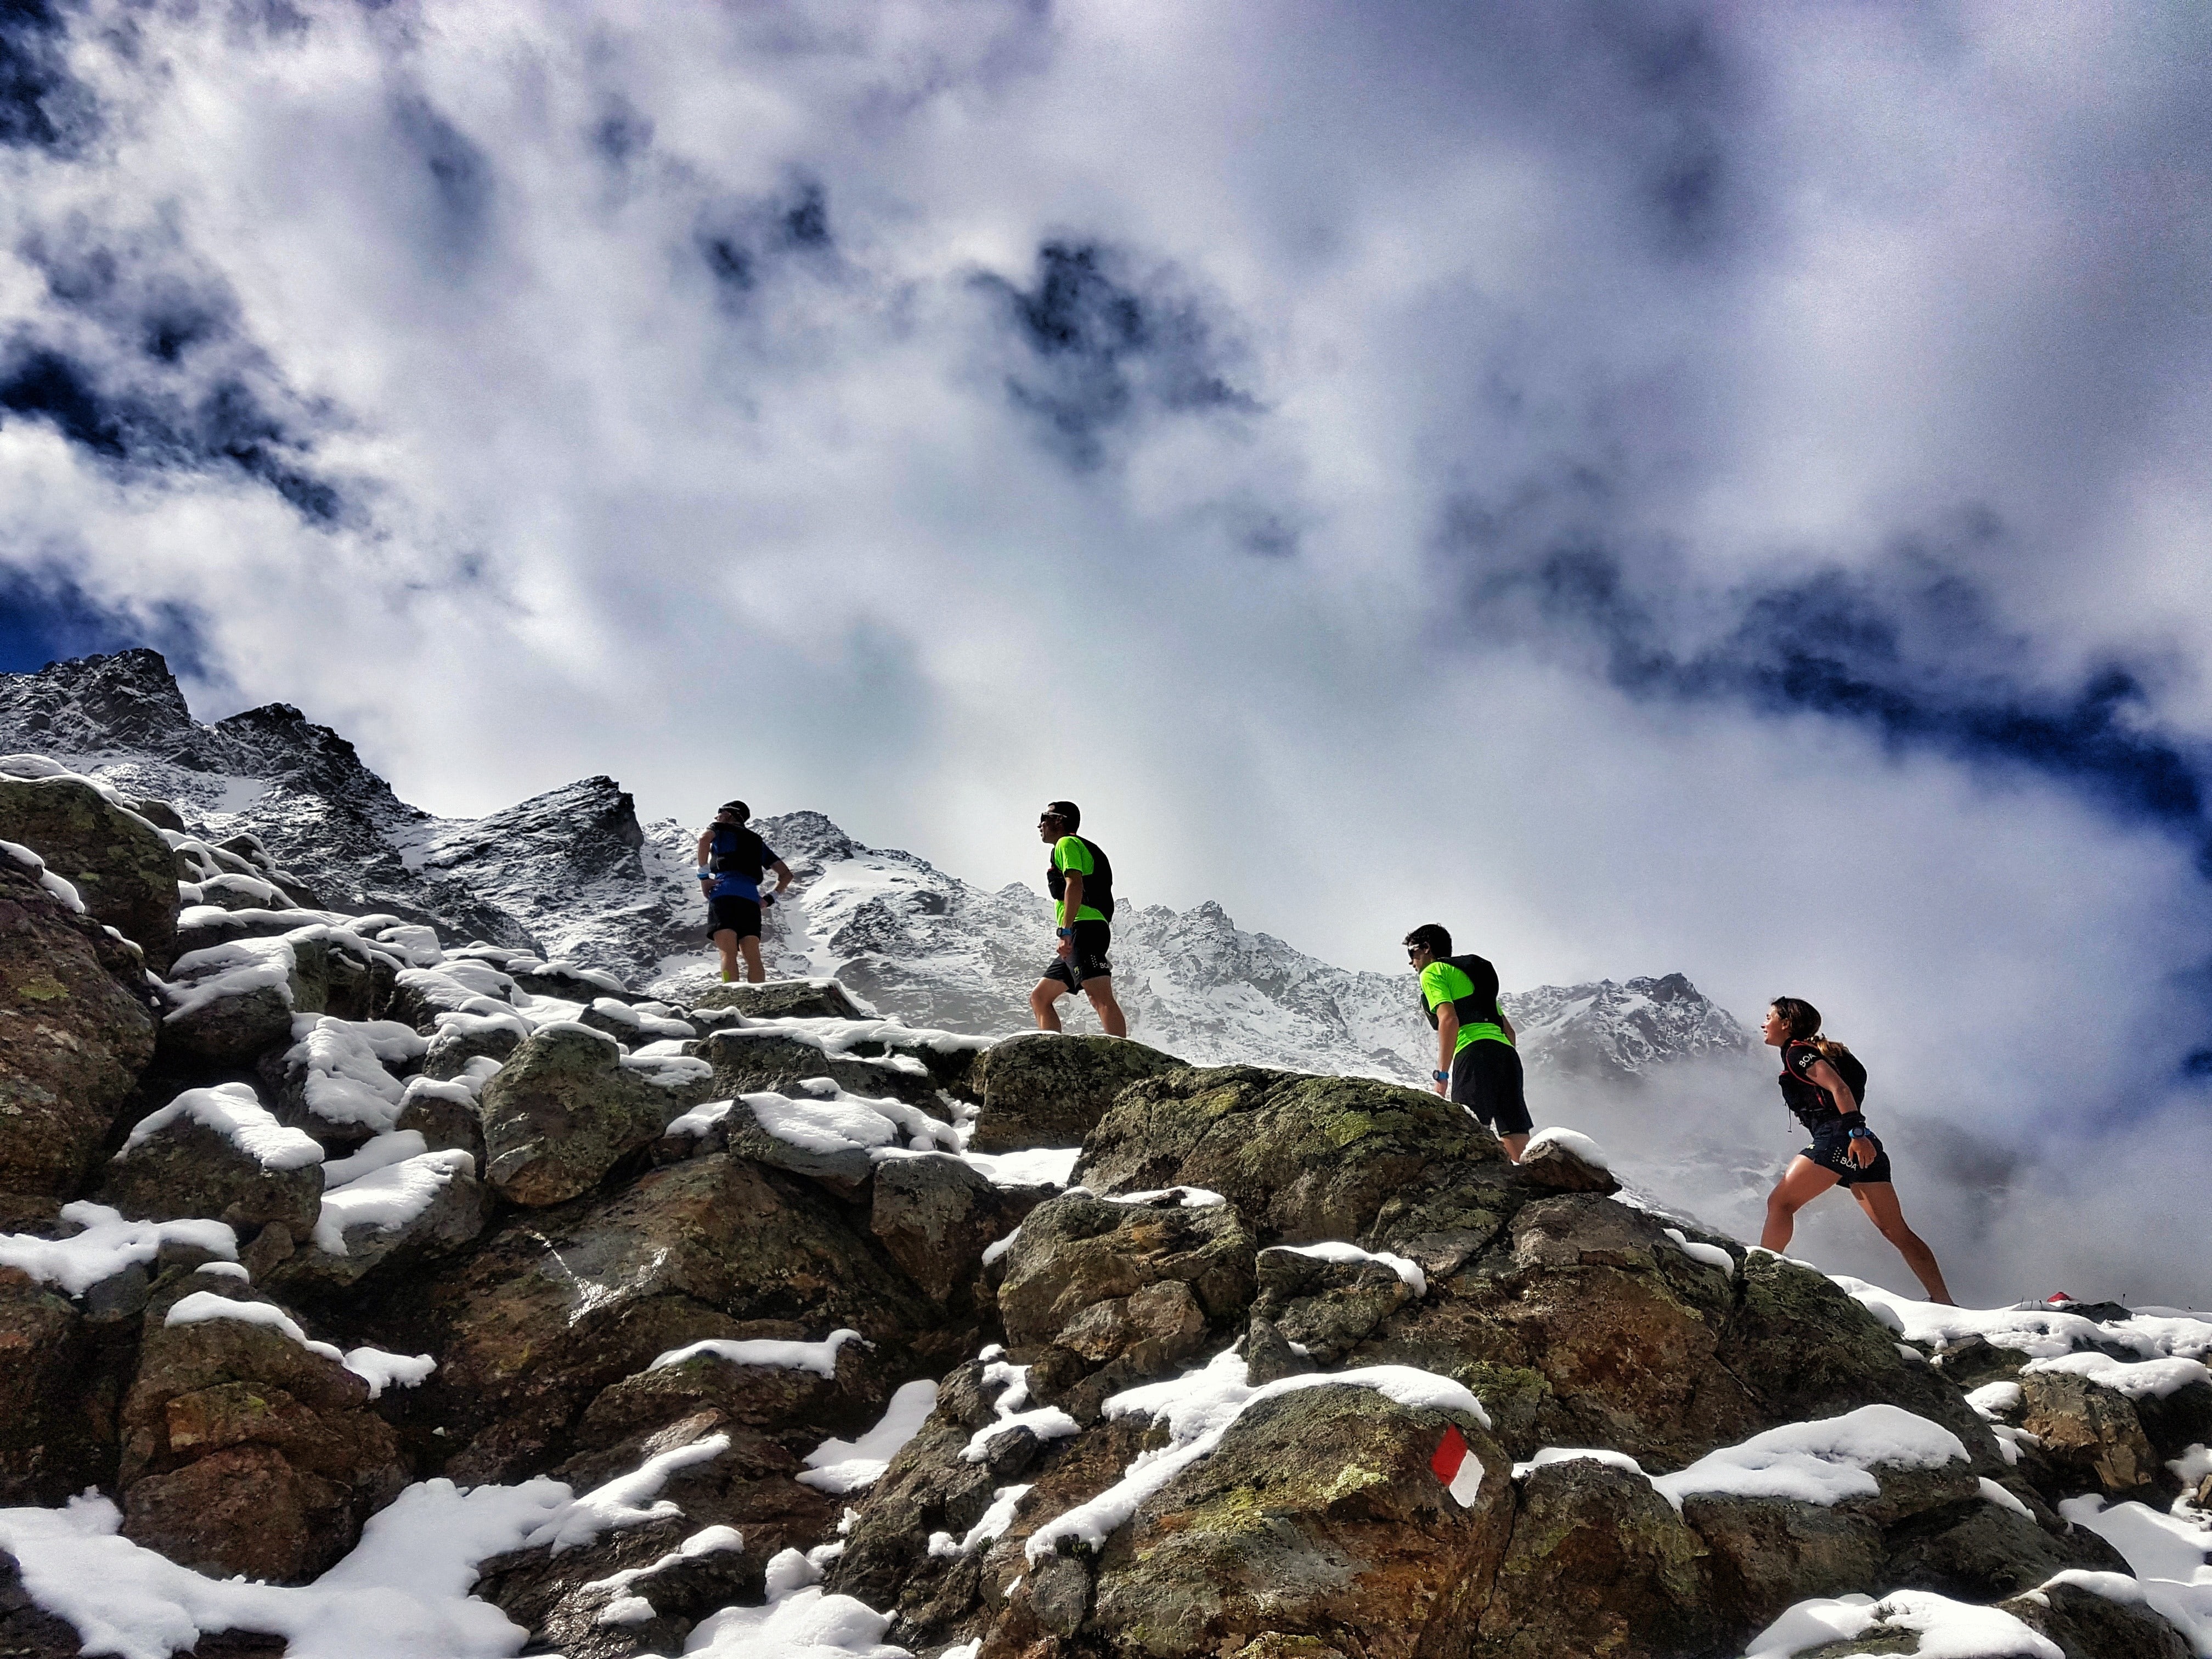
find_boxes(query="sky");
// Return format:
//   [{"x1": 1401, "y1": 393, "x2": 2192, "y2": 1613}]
[{"x1": 3, "y1": 2, "x2": 2209, "y2": 1297}]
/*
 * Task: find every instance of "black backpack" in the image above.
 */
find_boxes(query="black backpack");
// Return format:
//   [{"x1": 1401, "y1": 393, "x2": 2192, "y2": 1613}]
[
  {"x1": 709, "y1": 825, "x2": 761, "y2": 878},
  {"x1": 1786, "y1": 1039, "x2": 1869, "y2": 1116},
  {"x1": 1420, "y1": 952, "x2": 1502, "y2": 1030},
  {"x1": 1045, "y1": 836, "x2": 1115, "y2": 921}
]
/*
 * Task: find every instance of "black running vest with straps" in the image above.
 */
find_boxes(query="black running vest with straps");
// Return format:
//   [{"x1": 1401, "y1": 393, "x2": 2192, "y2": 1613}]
[
  {"x1": 1420, "y1": 952, "x2": 1503, "y2": 1031},
  {"x1": 1046, "y1": 836, "x2": 1115, "y2": 922}
]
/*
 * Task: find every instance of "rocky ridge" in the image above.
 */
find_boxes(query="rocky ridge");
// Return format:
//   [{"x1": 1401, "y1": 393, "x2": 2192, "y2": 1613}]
[
  {"x1": 0, "y1": 741, "x2": 2208, "y2": 1658},
  {"x1": 0, "y1": 652, "x2": 1752, "y2": 1089}
]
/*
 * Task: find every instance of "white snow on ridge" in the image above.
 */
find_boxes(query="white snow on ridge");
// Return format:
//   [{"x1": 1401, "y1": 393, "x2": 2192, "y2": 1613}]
[
  {"x1": 1745, "y1": 1589, "x2": 2060, "y2": 1658},
  {"x1": 652, "y1": 1329, "x2": 866, "y2": 1379},
  {"x1": 1837, "y1": 1280, "x2": 2212, "y2": 1364},
  {"x1": 1, "y1": 837, "x2": 87, "y2": 911},
  {"x1": 2054, "y1": 1496, "x2": 2212, "y2": 1655},
  {"x1": 1264, "y1": 1240, "x2": 1429, "y2": 1297},
  {"x1": 2020, "y1": 1351, "x2": 2212, "y2": 1401},
  {"x1": 801, "y1": 1380, "x2": 941, "y2": 1494},
  {"x1": 0, "y1": 1203, "x2": 237, "y2": 1296},
  {"x1": 120, "y1": 1083, "x2": 324, "y2": 1171},
  {"x1": 162, "y1": 1293, "x2": 432, "y2": 1396}
]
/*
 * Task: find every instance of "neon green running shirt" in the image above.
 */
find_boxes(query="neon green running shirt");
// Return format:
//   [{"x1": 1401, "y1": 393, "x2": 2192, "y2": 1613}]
[
  {"x1": 1420, "y1": 961, "x2": 1510, "y2": 1053},
  {"x1": 1052, "y1": 836, "x2": 1107, "y2": 926}
]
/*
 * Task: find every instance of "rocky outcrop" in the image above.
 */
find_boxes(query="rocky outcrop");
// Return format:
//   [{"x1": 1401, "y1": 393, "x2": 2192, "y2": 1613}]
[
  {"x1": 478, "y1": 1022, "x2": 687, "y2": 1205},
  {"x1": 95, "y1": 1082, "x2": 325, "y2": 1244},
  {"x1": 967, "y1": 1032, "x2": 1185, "y2": 1152},
  {"x1": 0, "y1": 772, "x2": 179, "y2": 972},
  {"x1": 694, "y1": 979, "x2": 867, "y2": 1021},
  {"x1": 0, "y1": 855, "x2": 157, "y2": 1207}
]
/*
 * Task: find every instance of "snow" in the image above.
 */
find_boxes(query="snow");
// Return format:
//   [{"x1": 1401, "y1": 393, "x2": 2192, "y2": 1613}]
[
  {"x1": 1661, "y1": 1228, "x2": 1736, "y2": 1277},
  {"x1": 286, "y1": 1016, "x2": 431, "y2": 1136},
  {"x1": 341, "y1": 1348, "x2": 437, "y2": 1398},
  {"x1": 667, "y1": 1098, "x2": 737, "y2": 1138},
  {"x1": 2059, "y1": 1494, "x2": 2212, "y2": 1653},
  {"x1": 0, "y1": 1203, "x2": 238, "y2": 1296},
  {"x1": 1102, "y1": 1186, "x2": 1226, "y2": 1208},
  {"x1": 0, "y1": 1482, "x2": 567, "y2": 1659},
  {"x1": 524, "y1": 1434, "x2": 732, "y2": 1553},
  {"x1": 1835, "y1": 1280, "x2": 2212, "y2": 1363},
  {"x1": 682, "y1": 1559, "x2": 909, "y2": 1659},
  {"x1": 1511, "y1": 1448, "x2": 1651, "y2": 1481},
  {"x1": 1979, "y1": 1477, "x2": 2034, "y2": 1518},
  {"x1": 980, "y1": 1226, "x2": 1023, "y2": 1267},
  {"x1": 800, "y1": 1379, "x2": 940, "y2": 1493},
  {"x1": 161, "y1": 936, "x2": 298, "y2": 1021},
  {"x1": 1745, "y1": 1589, "x2": 2061, "y2": 1658},
  {"x1": 312, "y1": 1141, "x2": 477, "y2": 1256},
  {"x1": 1024, "y1": 1350, "x2": 1488, "y2": 1562},
  {"x1": 583, "y1": 1525, "x2": 744, "y2": 1597},
  {"x1": 2021, "y1": 1350, "x2": 2212, "y2": 1400},
  {"x1": 1, "y1": 837, "x2": 86, "y2": 911},
  {"x1": 1265, "y1": 1240, "x2": 1428, "y2": 1297},
  {"x1": 162, "y1": 1291, "x2": 431, "y2": 1393},
  {"x1": 1967, "y1": 1381, "x2": 2024, "y2": 1417},
  {"x1": 2172, "y1": 1444, "x2": 2212, "y2": 1486},
  {"x1": 1522, "y1": 1126, "x2": 1612, "y2": 1171},
  {"x1": 928, "y1": 1485, "x2": 1032, "y2": 1558},
  {"x1": 1649, "y1": 1404, "x2": 1967, "y2": 1512},
  {"x1": 588, "y1": 996, "x2": 696, "y2": 1040},
  {"x1": 652, "y1": 1328, "x2": 866, "y2": 1380},
  {"x1": 744, "y1": 1087, "x2": 962, "y2": 1159},
  {"x1": 956, "y1": 1361, "x2": 1080, "y2": 1465},
  {"x1": 120, "y1": 1082, "x2": 325, "y2": 1171},
  {"x1": 598, "y1": 1595, "x2": 657, "y2": 1626},
  {"x1": 954, "y1": 1146, "x2": 1082, "y2": 1187}
]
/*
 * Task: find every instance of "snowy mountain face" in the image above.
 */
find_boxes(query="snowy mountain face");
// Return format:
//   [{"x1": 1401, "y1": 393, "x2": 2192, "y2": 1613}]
[{"x1": 0, "y1": 651, "x2": 1750, "y2": 1085}]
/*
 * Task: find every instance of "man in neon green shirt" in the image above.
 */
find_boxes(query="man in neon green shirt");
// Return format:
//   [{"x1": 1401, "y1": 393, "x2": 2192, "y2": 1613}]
[
  {"x1": 1029, "y1": 800, "x2": 1127, "y2": 1037},
  {"x1": 1405, "y1": 923, "x2": 1530, "y2": 1160}
]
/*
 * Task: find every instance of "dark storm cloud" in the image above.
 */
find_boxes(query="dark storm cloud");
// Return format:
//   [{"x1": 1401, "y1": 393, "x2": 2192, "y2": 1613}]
[
  {"x1": 1, "y1": 0, "x2": 96, "y2": 154},
  {"x1": 975, "y1": 241, "x2": 1259, "y2": 469},
  {"x1": 3, "y1": 228, "x2": 352, "y2": 523},
  {"x1": 1446, "y1": 487, "x2": 2212, "y2": 878},
  {"x1": 0, "y1": 562, "x2": 208, "y2": 677}
]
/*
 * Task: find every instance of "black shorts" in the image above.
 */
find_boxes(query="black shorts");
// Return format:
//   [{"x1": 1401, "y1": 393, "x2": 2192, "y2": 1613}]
[
  {"x1": 1041, "y1": 921, "x2": 1112, "y2": 991},
  {"x1": 1449, "y1": 1040, "x2": 1532, "y2": 1138},
  {"x1": 707, "y1": 895, "x2": 762, "y2": 942},
  {"x1": 1804, "y1": 1118, "x2": 1893, "y2": 1187}
]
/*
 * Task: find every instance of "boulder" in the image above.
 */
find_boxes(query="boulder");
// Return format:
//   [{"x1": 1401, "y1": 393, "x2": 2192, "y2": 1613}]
[
  {"x1": 692, "y1": 979, "x2": 866, "y2": 1021},
  {"x1": 268, "y1": 1147, "x2": 493, "y2": 1295},
  {"x1": 1079, "y1": 1383, "x2": 1513, "y2": 1659},
  {"x1": 478, "y1": 1023, "x2": 682, "y2": 1206},
  {"x1": 698, "y1": 1028, "x2": 945, "y2": 1109},
  {"x1": 0, "y1": 1267, "x2": 110, "y2": 1505},
  {"x1": 1880, "y1": 1491, "x2": 2130, "y2": 1600},
  {"x1": 158, "y1": 933, "x2": 330, "y2": 1065},
  {"x1": 0, "y1": 773, "x2": 178, "y2": 972},
  {"x1": 96, "y1": 1083, "x2": 326, "y2": 1244},
  {"x1": 0, "y1": 858, "x2": 157, "y2": 1201},
  {"x1": 2000, "y1": 1576, "x2": 2193, "y2": 1659},
  {"x1": 870, "y1": 1154, "x2": 1046, "y2": 1305},
  {"x1": 998, "y1": 1193, "x2": 1256, "y2": 1418},
  {"x1": 1247, "y1": 1245, "x2": 1419, "y2": 1378},
  {"x1": 1074, "y1": 1065, "x2": 1511, "y2": 1256},
  {"x1": 2019, "y1": 1370, "x2": 2165, "y2": 1499},
  {"x1": 405, "y1": 1154, "x2": 935, "y2": 1481},
  {"x1": 1476, "y1": 1458, "x2": 1717, "y2": 1659},
  {"x1": 0, "y1": 1547, "x2": 83, "y2": 1659},
  {"x1": 966, "y1": 1033, "x2": 1184, "y2": 1153},
  {"x1": 575, "y1": 1321, "x2": 890, "y2": 1457},
  {"x1": 420, "y1": 1009, "x2": 529, "y2": 1080},
  {"x1": 119, "y1": 1274, "x2": 405, "y2": 1582}
]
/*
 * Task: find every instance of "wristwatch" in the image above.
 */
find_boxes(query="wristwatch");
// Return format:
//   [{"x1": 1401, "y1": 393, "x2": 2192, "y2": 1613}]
[
  {"x1": 1432, "y1": 1069, "x2": 1449, "y2": 1083},
  {"x1": 1056, "y1": 927, "x2": 1073, "y2": 939}
]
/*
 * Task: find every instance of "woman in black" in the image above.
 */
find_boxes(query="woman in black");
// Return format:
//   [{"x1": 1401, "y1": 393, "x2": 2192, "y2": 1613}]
[{"x1": 1759, "y1": 996, "x2": 1954, "y2": 1304}]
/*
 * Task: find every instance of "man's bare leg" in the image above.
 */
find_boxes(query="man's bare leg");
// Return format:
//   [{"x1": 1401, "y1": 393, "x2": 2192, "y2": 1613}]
[
  {"x1": 713, "y1": 928, "x2": 740, "y2": 982},
  {"x1": 1853, "y1": 1182, "x2": 1955, "y2": 1305},
  {"x1": 1499, "y1": 1132, "x2": 1528, "y2": 1163},
  {"x1": 740, "y1": 936, "x2": 766, "y2": 984},
  {"x1": 1762, "y1": 1156, "x2": 1841, "y2": 1253},
  {"x1": 1082, "y1": 975, "x2": 1127, "y2": 1039},
  {"x1": 1030, "y1": 979, "x2": 1066, "y2": 1032}
]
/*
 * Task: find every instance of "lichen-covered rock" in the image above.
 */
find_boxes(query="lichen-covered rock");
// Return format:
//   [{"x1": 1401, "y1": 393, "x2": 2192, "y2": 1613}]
[
  {"x1": 1477, "y1": 1458, "x2": 1716, "y2": 1659},
  {"x1": 0, "y1": 773, "x2": 178, "y2": 973},
  {"x1": 967, "y1": 1032, "x2": 1184, "y2": 1153},
  {"x1": 1074, "y1": 1065, "x2": 1510, "y2": 1257},
  {"x1": 0, "y1": 1267, "x2": 111, "y2": 1505},
  {"x1": 871, "y1": 1154, "x2": 1046, "y2": 1305},
  {"x1": 95, "y1": 1083, "x2": 325, "y2": 1244},
  {"x1": 698, "y1": 1029, "x2": 944, "y2": 1109},
  {"x1": 478, "y1": 1023, "x2": 682, "y2": 1206},
  {"x1": 2019, "y1": 1370, "x2": 2164, "y2": 1499},
  {"x1": 403, "y1": 1153, "x2": 936, "y2": 1482},
  {"x1": 157, "y1": 932, "x2": 332, "y2": 1065},
  {"x1": 1077, "y1": 1383, "x2": 1513, "y2": 1659},
  {"x1": 267, "y1": 1149, "x2": 492, "y2": 1295},
  {"x1": 998, "y1": 1193, "x2": 1256, "y2": 1415},
  {"x1": 0, "y1": 859, "x2": 157, "y2": 1202},
  {"x1": 1999, "y1": 1576, "x2": 2193, "y2": 1659},
  {"x1": 575, "y1": 1322, "x2": 890, "y2": 1457},
  {"x1": 119, "y1": 1274, "x2": 404, "y2": 1582},
  {"x1": 692, "y1": 979, "x2": 867, "y2": 1021}
]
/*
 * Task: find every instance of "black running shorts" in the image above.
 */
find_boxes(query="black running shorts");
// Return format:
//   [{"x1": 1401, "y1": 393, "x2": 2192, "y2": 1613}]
[
  {"x1": 1041, "y1": 921, "x2": 1113, "y2": 991},
  {"x1": 1449, "y1": 1040, "x2": 1532, "y2": 1138},
  {"x1": 1804, "y1": 1118, "x2": 1893, "y2": 1188},
  {"x1": 707, "y1": 895, "x2": 763, "y2": 942}
]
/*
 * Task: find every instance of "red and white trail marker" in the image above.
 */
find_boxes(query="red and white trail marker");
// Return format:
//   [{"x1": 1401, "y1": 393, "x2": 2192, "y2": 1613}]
[{"x1": 1430, "y1": 1425, "x2": 1483, "y2": 1507}]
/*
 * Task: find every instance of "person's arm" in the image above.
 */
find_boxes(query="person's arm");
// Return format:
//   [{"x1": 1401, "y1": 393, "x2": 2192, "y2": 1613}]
[
  {"x1": 1057, "y1": 870, "x2": 1083, "y2": 956},
  {"x1": 695, "y1": 831, "x2": 714, "y2": 894},
  {"x1": 1434, "y1": 1003, "x2": 1458, "y2": 1095},
  {"x1": 1498, "y1": 1011, "x2": 1516, "y2": 1043},
  {"x1": 1806, "y1": 1057, "x2": 1873, "y2": 1166},
  {"x1": 769, "y1": 859, "x2": 793, "y2": 895}
]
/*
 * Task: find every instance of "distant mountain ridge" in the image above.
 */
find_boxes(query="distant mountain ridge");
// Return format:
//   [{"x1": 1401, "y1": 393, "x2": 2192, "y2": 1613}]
[{"x1": 0, "y1": 650, "x2": 1751, "y2": 1084}]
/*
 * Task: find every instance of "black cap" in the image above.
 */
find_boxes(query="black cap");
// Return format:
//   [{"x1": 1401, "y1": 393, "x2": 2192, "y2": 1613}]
[{"x1": 718, "y1": 800, "x2": 749, "y2": 820}]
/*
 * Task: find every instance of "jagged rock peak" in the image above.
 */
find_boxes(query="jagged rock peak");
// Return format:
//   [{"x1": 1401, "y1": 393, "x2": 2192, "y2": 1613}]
[{"x1": 0, "y1": 647, "x2": 197, "y2": 754}]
